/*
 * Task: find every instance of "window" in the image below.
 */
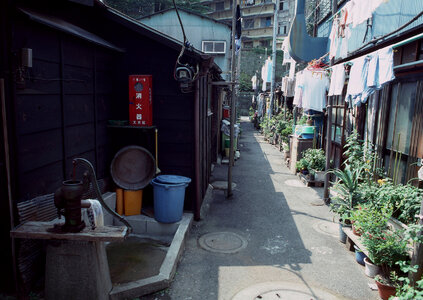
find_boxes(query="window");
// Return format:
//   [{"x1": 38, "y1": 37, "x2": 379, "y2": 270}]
[
  {"x1": 279, "y1": 0, "x2": 287, "y2": 10},
  {"x1": 202, "y1": 41, "x2": 226, "y2": 54},
  {"x1": 261, "y1": 17, "x2": 271, "y2": 27},
  {"x1": 260, "y1": 40, "x2": 270, "y2": 47},
  {"x1": 245, "y1": 0, "x2": 255, "y2": 6},
  {"x1": 215, "y1": 2, "x2": 224, "y2": 11},
  {"x1": 243, "y1": 18, "x2": 254, "y2": 29},
  {"x1": 278, "y1": 23, "x2": 288, "y2": 35}
]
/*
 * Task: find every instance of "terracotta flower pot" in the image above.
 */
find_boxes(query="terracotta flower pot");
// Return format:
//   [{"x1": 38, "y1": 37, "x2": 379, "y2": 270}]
[
  {"x1": 375, "y1": 280, "x2": 396, "y2": 300},
  {"x1": 351, "y1": 223, "x2": 361, "y2": 236}
]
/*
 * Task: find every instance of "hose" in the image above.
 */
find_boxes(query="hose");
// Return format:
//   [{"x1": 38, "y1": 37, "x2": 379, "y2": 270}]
[{"x1": 73, "y1": 158, "x2": 133, "y2": 235}]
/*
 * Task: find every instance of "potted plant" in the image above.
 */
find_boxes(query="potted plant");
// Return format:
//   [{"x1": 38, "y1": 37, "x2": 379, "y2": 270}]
[
  {"x1": 296, "y1": 158, "x2": 309, "y2": 175},
  {"x1": 302, "y1": 148, "x2": 326, "y2": 181},
  {"x1": 329, "y1": 163, "x2": 365, "y2": 243},
  {"x1": 362, "y1": 229, "x2": 408, "y2": 299}
]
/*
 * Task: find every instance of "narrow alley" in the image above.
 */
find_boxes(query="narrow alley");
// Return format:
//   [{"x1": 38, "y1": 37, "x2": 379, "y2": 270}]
[{"x1": 142, "y1": 117, "x2": 379, "y2": 300}]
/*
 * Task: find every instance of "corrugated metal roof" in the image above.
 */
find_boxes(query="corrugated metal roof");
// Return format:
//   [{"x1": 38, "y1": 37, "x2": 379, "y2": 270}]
[{"x1": 18, "y1": 7, "x2": 125, "y2": 52}]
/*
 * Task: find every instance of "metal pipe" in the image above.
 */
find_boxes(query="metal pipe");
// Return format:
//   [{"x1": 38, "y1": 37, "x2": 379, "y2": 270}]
[
  {"x1": 227, "y1": 0, "x2": 238, "y2": 197},
  {"x1": 1, "y1": 78, "x2": 19, "y2": 295},
  {"x1": 72, "y1": 158, "x2": 132, "y2": 234},
  {"x1": 269, "y1": 0, "x2": 280, "y2": 118}
]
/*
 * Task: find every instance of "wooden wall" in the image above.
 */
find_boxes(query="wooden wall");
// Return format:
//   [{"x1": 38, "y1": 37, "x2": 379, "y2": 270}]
[
  {"x1": 97, "y1": 15, "x2": 200, "y2": 210},
  {"x1": 11, "y1": 14, "x2": 117, "y2": 202}
]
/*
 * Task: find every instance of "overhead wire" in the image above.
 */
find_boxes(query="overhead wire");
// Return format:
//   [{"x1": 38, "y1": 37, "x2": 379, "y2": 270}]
[{"x1": 172, "y1": 0, "x2": 199, "y2": 82}]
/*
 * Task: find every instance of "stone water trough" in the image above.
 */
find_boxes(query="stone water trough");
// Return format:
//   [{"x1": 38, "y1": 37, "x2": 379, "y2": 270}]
[{"x1": 103, "y1": 193, "x2": 193, "y2": 299}]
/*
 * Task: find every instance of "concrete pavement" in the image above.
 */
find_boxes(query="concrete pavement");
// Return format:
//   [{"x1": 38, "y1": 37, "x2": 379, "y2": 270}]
[{"x1": 141, "y1": 117, "x2": 379, "y2": 300}]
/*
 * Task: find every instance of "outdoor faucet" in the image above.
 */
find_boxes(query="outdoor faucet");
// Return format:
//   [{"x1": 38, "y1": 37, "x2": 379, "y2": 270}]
[{"x1": 73, "y1": 158, "x2": 133, "y2": 235}]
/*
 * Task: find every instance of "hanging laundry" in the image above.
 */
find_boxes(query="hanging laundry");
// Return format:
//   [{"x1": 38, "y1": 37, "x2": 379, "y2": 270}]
[
  {"x1": 345, "y1": 56, "x2": 370, "y2": 106},
  {"x1": 265, "y1": 57, "x2": 272, "y2": 83},
  {"x1": 251, "y1": 74, "x2": 258, "y2": 90},
  {"x1": 289, "y1": 60, "x2": 296, "y2": 78},
  {"x1": 257, "y1": 93, "x2": 265, "y2": 117},
  {"x1": 351, "y1": 0, "x2": 373, "y2": 28},
  {"x1": 293, "y1": 71, "x2": 304, "y2": 108},
  {"x1": 377, "y1": 46, "x2": 395, "y2": 86},
  {"x1": 300, "y1": 70, "x2": 329, "y2": 112},
  {"x1": 345, "y1": 45, "x2": 394, "y2": 107},
  {"x1": 282, "y1": 76, "x2": 295, "y2": 97},
  {"x1": 328, "y1": 64, "x2": 345, "y2": 96},
  {"x1": 329, "y1": 17, "x2": 340, "y2": 59}
]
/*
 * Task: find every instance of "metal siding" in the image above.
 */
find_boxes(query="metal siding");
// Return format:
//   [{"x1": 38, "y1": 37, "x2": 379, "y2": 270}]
[{"x1": 319, "y1": 0, "x2": 423, "y2": 56}]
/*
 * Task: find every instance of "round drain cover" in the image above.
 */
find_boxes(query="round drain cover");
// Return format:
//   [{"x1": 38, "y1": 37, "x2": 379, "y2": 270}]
[
  {"x1": 199, "y1": 232, "x2": 247, "y2": 254},
  {"x1": 255, "y1": 289, "x2": 317, "y2": 299},
  {"x1": 313, "y1": 220, "x2": 338, "y2": 238},
  {"x1": 232, "y1": 281, "x2": 341, "y2": 300}
]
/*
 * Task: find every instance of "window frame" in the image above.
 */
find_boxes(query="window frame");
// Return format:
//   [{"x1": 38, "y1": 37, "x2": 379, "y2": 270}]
[{"x1": 202, "y1": 41, "x2": 227, "y2": 54}]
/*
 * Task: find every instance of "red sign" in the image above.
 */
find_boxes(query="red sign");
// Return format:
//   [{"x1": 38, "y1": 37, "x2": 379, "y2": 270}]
[{"x1": 129, "y1": 75, "x2": 153, "y2": 126}]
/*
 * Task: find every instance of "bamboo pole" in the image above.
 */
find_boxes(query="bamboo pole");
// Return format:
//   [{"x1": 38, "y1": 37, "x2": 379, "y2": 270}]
[{"x1": 1, "y1": 78, "x2": 19, "y2": 294}]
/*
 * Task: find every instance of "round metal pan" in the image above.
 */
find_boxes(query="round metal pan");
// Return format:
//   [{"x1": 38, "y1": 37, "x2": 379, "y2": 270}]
[{"x1": 110, "y1": 145, "x2": 156, "y2": 190}]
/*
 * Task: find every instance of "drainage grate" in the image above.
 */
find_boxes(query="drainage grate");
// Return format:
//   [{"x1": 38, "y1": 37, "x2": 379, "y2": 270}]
[{"x1": 198, "y1": 232, "x2": 247, "y2": 254}]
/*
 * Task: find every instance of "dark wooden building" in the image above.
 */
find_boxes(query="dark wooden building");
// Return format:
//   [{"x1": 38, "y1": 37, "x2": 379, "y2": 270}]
[{"x1": 0, "y1": 0, "x2": 224, "y2": 292}]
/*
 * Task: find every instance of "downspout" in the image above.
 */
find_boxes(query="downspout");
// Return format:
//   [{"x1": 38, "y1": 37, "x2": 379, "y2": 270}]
[{"x1": 194, "y1": 78, "x2": 201, "y2": 220}]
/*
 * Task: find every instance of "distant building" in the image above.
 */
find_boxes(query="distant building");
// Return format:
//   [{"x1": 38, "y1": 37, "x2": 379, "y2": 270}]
[
  {"x1": 139, "y1": 8, "x2": 232, "y2": 79},
  {"x1": 200, "y1": 0, "x2": 295, "y2": 49}
]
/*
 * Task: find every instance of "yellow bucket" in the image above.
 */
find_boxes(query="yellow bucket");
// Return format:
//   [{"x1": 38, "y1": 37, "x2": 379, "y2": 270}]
[
  {"x1": 116, "y1": 188, "x2": 124, "y2": 215},
  {"x1": 123, "y1": 190, "x2": 143, "y2": 216}
]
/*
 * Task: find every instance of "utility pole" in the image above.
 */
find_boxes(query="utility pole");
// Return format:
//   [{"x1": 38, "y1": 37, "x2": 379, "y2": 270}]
[
  {"x1": 269, "y1": 0, "x2": 279, "y2": 118},
  {"x1": 227, "y1": 0, "x2": 238, "y2": 197}
]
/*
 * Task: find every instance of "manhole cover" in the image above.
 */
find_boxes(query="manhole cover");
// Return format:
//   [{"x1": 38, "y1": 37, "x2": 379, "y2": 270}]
[
  {"x1": 284, "y1": 179, "x2": 307, "y2": 187},
  {"x1": 198, "y1": 232, "x2": 247, "y2": 254},
  {"x1": 255, "y1": 290, "x2": 318, "y2": 299},
  {"x1": 211, "y1": 181, "x2": 237, "y2": 190},
  {"x1": 312, "y1": 220, "x2": 339, "y2": 238},
  {"x1": 232, "y1": 282, "x2": 340, "y2": 300}
]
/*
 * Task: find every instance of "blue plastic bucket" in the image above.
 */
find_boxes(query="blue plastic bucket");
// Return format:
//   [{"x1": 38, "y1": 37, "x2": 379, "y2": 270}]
[
  {"x1": 354, "y1": 245, "x2": 367, "y2": 266},
  {"x1": 301, "y1": 133, "x2": 314, "y2": 139},
  {"x1": 155, "y1": 175, "x2": 191, "y2": 185},
  {"x1": 151, "y1": 177, "x2": 190, "y2": 223}
]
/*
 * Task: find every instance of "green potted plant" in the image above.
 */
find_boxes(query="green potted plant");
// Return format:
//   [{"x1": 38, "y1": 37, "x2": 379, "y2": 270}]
[
  {"x1": 302, "y1": 148, "x2": 326, "y2": 181},
  {"x1": 363, "y1": 228, "x2": 408, "y2": 300},
  {"x1": 295, "y1": 158, "x2": 309, "y2": 175}
]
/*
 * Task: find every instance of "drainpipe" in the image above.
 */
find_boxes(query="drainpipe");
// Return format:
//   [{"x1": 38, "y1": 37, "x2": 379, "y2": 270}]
[{"x1": 194, "y1": 78, "x2": 201, "y2": 220}]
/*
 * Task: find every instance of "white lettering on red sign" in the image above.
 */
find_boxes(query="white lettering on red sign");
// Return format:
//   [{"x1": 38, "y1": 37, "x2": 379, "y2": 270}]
[
  {"x1": 136, "y1": 114, "x2": 142, "y2": 120},
  {"x1": 136, "y1": 93, "x2": 142, "y2": 99},
  {"x1": 136, "y1": 103, "x2": 142, "y2": 110}
]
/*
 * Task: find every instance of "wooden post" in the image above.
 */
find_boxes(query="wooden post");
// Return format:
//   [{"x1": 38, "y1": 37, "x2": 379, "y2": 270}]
[{"x1": 323, "y1": 95, "x2": 333, "y2": 202}]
